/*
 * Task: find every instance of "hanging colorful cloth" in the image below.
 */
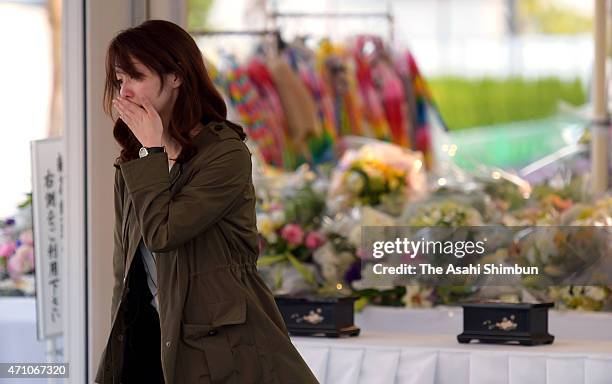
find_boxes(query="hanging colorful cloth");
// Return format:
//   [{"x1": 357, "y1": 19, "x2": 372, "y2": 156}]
[
  {"x1": 267, "y1": 55, "x2": 322, "y2": 167},
  {"x1": 352, "y1": 36, "x2": 392, "y2": 142},
  {"x1": 282, "y1": 43, "x2": 336, "y2": 165},
  {"x1": 246, "y1": 57, "x2": 297, "y2": 169},
  {"x1": 354, "y1": 35, "x2": 411, "y2": 148},
  {"x1": 218, "y1": 55, "x2": 285, "y2": 167},
  {"x1": 395, "y1": 50, "x2": 447, "y2": 169},
  {"x1": 205, "y1": 57, "x2": 241, "y2": 123},
  {"x1": 316, "y1": 39, "x2": 364, "y2": 137}
]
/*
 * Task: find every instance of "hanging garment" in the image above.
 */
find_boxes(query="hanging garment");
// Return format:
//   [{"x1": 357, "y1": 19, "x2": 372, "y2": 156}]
[
  {"x1": 352, "y1": 36, "x2": 392, "y2": 141},
  {"x1": 354, "y1": 35, "x2": 411, "y2": 147},
  {"x1": 246, "y1": 57, "x2": 297, "y2": 169},
  {"x1": 371, "y1": 60, "x2": 412, "y2": 147},
  {"x1": 317, "y1": 40, "x2": 364, "y2": 137},
  {"x1": 395, "y1": 50, "x2": 447, "y2": 168},
  {"x1": 282, "y1": 44, "x2": 336, "y2": 165},
  {"x1": 220, "y1": 56, "x2": 285, "y2": 167},
  {"x1": 205, "y1": 57, "x2": 242, "y2": 124},
  {"x1": 267, "y1": 56, "x2": 323, "y2": 165}
]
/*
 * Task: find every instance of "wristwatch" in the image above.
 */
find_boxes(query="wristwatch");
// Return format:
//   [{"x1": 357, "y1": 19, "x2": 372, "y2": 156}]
[{"x1": 139, "y1": 146, "x2": 165, "y2": 158}]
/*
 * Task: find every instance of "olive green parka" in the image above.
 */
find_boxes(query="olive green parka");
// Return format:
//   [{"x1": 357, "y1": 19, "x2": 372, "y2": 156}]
[{"x1": 95, "y1": 121, "x2": 319, "y2": 384}]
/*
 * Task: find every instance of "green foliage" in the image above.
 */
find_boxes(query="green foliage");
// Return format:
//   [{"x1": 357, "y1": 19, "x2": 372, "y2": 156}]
[
  {"x1": 353, "y1": 287, "x2": 407, "y2": 307},
  {"x1": 283, "y1": 185, "x2": 326, "y2": 227},
  {"x1": 429, "y1": 76, "x2": 587, "y2": 130},
  {"x1": 18, "y1": 193, "x2": 32, "y2": 209},
  {"x1": 187, "y1": 0, "x2": 214, "y2": 30}
]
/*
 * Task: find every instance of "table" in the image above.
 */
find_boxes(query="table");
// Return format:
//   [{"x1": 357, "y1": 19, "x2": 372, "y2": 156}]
[
  {"x1": 293, "y1": 332, "x2": 612, "y2": 384},
  {"x1": 290, "y1": 306, "x2": 612, "y2": 384}
]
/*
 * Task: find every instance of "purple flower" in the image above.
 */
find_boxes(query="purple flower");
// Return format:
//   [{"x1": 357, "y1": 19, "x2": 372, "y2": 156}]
[
  {"x1": 281, "y1": 224, "x2": 304, "y2": 246},
  {"x1": 305, "y1": 231, "x2": 326, "y2": 249},
  {"x1": 344, "y1": 260, "x2": 362, "y2": 284}
]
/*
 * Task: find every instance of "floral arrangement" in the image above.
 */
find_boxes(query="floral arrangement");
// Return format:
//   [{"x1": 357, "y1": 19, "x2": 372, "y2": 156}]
[
  {"x1": 251, "y1": 144, "x2": 612, "y2": 312},
  {"x1": 559, "y1": 196, "x2": 612, "y2": 226},
  {"x1": 400, "y1": 200, "x2": 484, "y2": 227},
  {"x1": 319, "y1": 206, "x2": 396, "y2": 298},
  {"x1": 255, "y1": 167, "x2": 329, "y2": 295},
  {"x1": 0, "y1": 195, "x2": 35, "y2": 296},
  {"x1": 327, "y1": 141, "x2": 426, "y2": 216},
  {"x1": 548, "y1": 286, "x2": 611, "y2": 311}
]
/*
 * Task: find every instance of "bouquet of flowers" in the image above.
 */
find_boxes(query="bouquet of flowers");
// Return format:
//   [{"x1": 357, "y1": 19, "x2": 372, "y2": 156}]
[
  {"x1": 511, "y1": 196, "x2": 611, "y2": 290},
  {"x1": 327, "y1": 140, "x2": 426, "y2": 216},
  {"x1": 0, "y1": 196, "x2": 35, "y2": 296},
  {"x1": 315, "y1": 206, "x2": 396, "y2": 297},
  {"x1": 548, "y1": 286, "x2": 611, "y2": 311},
  {"x1": 401, "y1": 199, "x2": 484, "y2": 227},
  {"x1": 559, "y1": 196, "x2": 612, "y2": 226},
  {"x1": 255, "y1": 167, "x2": 329, "y2": 295}
]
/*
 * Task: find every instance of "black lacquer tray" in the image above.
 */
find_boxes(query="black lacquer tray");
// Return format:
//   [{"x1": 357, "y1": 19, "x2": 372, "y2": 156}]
[
  {"x1": 274, "y1": 295, "x2": 361, "y2": 338},
  {"x1": 457, "y1": 302, "x2": 555, "y2": 346}
]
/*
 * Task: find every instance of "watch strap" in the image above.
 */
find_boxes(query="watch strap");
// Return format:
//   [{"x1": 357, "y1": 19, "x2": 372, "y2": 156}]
[{"x1": 146, "y1": 146, "x2": 165, "y2": 153}]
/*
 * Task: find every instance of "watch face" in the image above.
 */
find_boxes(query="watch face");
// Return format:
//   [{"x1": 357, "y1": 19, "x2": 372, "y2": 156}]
[{"x1": 139, "y1": 147, "x2": 148, "y2": 158}]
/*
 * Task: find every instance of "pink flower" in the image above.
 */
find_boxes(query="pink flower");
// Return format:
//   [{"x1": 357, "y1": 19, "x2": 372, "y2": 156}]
[
  {"x1": 8, "y1": 254, "x2": 24, "y2": 281},
  {"x1": 0, "y1": 241, "x2": 16, "y2": 258},
  {"x1": 19, "y1": 230, "x2": 34, "y2": 246},
  {"x1": 305, "y1": 231, "x2": 326, "y2": 249},
  {"x1": 281, "y1": 224, "x2": 304, "y2": 246},
  {"x1": 8, "y1": 245, "x2": 34, "y2": 280},
  {"x1": 16, "y1": 244, "x2": 34, "y2": 270},
  {"x1": 269, "y1": 202, "x2": 283, "y2": 211}
]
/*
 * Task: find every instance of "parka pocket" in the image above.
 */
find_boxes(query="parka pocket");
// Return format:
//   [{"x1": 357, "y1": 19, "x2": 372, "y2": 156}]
[{"x1": 181, "y1": 297, "x2": 261, "y2": 383}]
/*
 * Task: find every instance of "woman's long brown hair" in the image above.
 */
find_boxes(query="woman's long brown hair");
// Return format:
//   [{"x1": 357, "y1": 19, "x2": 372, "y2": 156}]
[{"x1": 104, "y1": 19, "x2": 245, "y2": 167}]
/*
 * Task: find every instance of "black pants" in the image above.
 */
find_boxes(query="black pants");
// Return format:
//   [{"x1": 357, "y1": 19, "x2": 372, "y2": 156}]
[{"x1": 121, "y1": 251, "x2": 165, "y2": 384}]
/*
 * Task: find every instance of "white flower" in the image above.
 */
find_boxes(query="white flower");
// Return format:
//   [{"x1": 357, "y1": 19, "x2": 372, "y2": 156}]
[
  {"x1": 584, "y1": 286, "x2": 607, "y2": 302},
  {"x1": 345, "y1": 171, "x2": 365, "y2": 194},
  {"x1": 348, "y1": 226, "x2": 362, "y2": 248},
  {"x1": 401, "y1": 285, "x2": 433, "y2": 308},
  {"x1": 312, "y1": 178, "x2": 328, "y2": 195},
  {"x1": 313, "y1": 243, "x2": 337, "y2": 265},
  {"x1": 321, "y1": 264, "x2": 338, "y2": 281},
  {"x1": 361, "y1": 206, "x2": 396, "y2": 226},
  {"x1": 270, "y1": 210, "x2": 285, "y2": 227}
]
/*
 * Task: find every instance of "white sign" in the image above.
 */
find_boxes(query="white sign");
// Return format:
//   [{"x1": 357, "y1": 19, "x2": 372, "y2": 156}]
[{"x1": 31, "y1": 138, "x2": 64, "y2": 340}]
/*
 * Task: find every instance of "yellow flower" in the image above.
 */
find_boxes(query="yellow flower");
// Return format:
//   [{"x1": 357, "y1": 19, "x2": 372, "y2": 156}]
[
  {"x1": 389, "y1": 177, "x2": 400, "y2": 191},
  {"x1": 258, "y1": 216, "x2": 276, "y2": 238}
]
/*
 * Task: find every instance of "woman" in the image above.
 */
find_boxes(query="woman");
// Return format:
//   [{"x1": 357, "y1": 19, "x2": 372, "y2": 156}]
[{"x1": 95, "y1": 20, "x2": 319, "y2": 384}]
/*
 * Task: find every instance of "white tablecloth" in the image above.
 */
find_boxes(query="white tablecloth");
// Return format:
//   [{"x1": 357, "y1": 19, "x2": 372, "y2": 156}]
[
  {"x1": 291, "y1": 306, "x2": 612, "y2": 384},
  {"x1": 293, "y1": 332, "x2": 612, "y2": 384}
]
